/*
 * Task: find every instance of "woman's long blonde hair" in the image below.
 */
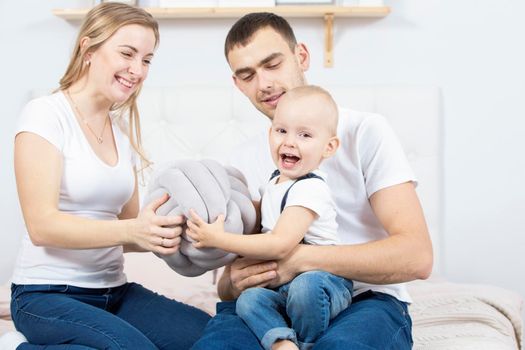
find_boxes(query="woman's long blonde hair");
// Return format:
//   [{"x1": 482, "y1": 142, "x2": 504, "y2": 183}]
[{"x1": 59, "y1": 2, "x2": 159, "y2": 170}]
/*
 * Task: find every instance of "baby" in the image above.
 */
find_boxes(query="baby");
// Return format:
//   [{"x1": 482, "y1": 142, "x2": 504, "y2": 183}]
[{"x1": 188, "y1": 85, "x2": 352, "y2": 350}]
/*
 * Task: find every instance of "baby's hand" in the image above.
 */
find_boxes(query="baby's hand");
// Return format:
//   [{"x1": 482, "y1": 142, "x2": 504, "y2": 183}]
[{"x1": 186, "y1": 209, "x2": 225, "y2": 248}]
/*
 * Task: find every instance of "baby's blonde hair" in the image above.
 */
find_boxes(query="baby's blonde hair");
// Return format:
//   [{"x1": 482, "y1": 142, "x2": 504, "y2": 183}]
[{"x1": 281, "y1": 85, "x2": 338, "y2": 136}]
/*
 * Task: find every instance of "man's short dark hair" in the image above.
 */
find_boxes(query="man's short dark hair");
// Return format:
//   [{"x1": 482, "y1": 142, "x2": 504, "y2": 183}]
[{"x1": 224, "y1": 12, "x2": 297, "y2": 60}]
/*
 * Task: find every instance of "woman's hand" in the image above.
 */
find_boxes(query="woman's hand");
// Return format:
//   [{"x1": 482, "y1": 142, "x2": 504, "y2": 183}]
[{"x1": 129, "y1": 193, "x2": 184, "y2": 255}]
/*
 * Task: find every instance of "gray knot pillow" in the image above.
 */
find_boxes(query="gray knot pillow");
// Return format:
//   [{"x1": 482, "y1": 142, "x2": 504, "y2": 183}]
[{"x1": 144, "y1": 159, "x2": 256, "y2": 277}]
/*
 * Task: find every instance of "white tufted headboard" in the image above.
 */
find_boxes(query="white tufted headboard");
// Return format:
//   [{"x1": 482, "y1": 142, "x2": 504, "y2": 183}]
[{"x1": 123, "y1": 84, "x2": 443, "y2": 313}]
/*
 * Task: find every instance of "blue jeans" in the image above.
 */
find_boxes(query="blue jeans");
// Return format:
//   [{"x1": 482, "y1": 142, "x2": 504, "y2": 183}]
[
  {"x1": 10, "y1": 282, "x2": 211, "y2": 349},
  {"x1": 192, "y1": 290, "x2": 413, "y2": 350},
  {"x1": 236, "y1": 271, "x2": 353, "y2": 350}
]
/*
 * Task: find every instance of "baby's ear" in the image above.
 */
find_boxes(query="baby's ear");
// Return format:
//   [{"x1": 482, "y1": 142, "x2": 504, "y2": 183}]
[{"x1": 323, "y1": 136, "x2": 340, "y2": 159}]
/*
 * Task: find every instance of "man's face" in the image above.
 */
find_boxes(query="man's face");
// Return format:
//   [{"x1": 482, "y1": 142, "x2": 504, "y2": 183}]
[{"x1": 227, "y1": 27, "x2": 310, "y2": 119}]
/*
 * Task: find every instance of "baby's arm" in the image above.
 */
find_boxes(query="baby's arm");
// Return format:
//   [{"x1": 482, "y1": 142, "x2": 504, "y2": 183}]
[{"x1": 187, "y1": 206, "x2": 316, "y2": 260}]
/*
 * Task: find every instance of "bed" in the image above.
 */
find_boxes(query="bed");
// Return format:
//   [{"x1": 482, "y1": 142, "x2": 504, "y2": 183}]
[{"x1": 1, "y1": 85, "x2": 522, "y2": 349}]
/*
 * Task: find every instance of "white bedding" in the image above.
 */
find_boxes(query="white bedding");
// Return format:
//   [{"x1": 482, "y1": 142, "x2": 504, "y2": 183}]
[
  {"x1": 409, "y1": 280, "x2": 523, "y2": 349},
  {"x1": 0, "y1": 285, "x2": 14, "y2": 334}
]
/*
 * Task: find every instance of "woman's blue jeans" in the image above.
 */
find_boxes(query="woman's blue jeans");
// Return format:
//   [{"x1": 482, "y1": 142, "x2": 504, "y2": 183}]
[
  {"x1": 10, "y1": 282, "x2": 211, "y2": 349},
  {"x1": 236, "y1": 271, "x2": 353, "y2": 350},
  {"x1": 192, "y1": 289, "x2": 413, "y2": 350}
]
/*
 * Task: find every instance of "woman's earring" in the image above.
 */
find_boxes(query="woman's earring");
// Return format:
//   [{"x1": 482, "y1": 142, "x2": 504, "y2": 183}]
[{"x1": 85, "y1": 60, "x2": 91, "y2": 66}]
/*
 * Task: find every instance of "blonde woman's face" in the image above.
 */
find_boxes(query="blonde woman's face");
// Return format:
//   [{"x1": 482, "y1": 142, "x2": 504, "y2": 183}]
[{"x1": 87, "y1": 24, "x2": 156, "y2": 103}]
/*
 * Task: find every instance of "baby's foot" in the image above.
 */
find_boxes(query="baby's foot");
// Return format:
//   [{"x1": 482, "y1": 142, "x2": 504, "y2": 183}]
[{"x1": 272, "y1": 339, "x2": 299, "y2": 350}]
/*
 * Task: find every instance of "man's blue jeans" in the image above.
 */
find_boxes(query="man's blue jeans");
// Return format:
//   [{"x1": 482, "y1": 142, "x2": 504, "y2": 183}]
[
  {"x1": 192, "y1": 289, "x2": 413, "y2": 350},
  {"x1": 10, "y1": 282, "x2": 211, "y2": 349},
  {"x1": 236, "y1": 271, "x2": 353, "y2": 350}
]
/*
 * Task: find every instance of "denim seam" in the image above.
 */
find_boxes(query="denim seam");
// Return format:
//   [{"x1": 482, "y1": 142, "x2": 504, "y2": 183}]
[
  {"x1": 104, "y1": 293, "x2": 110, "y2": 310},
  {"x1": 366, "y1": 292, "x2": 412, "y2": 349},
  {"x1": 387, "y1": 322, "x2": 410, "y2": 349},
  {"x1": 318, "y1": 278, "x2": 329, "y2": 333},
  {"x1": 373, "y1": 291, "x2": 407, "y2": 316},
  {"x1": 390, "y1": 298, "x2": 408, "y2": 316},
  {"x1": 14, "y1": 305, "x2": 125, "y2": 349}
]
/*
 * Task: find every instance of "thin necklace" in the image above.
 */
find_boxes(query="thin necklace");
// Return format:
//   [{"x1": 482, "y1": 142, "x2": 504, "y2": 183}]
[{"x1": 66, "y1": 89, "x2": 109, "y2": 144}]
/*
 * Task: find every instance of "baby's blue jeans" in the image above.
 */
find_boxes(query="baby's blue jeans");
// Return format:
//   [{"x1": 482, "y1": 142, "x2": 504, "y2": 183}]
[{"x1": 236, "y1": 270, "x2": 353, "y2": 350}]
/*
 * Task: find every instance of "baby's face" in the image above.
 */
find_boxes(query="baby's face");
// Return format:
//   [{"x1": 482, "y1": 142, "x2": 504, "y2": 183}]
[{"x1": 269, "y1": 97, "x2": 334, "y2": 181}]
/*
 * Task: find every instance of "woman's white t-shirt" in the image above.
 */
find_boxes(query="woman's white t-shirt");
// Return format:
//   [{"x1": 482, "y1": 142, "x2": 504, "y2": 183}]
[{"x1": 12, "y1": 91, "x2": 136, "y2": 288}]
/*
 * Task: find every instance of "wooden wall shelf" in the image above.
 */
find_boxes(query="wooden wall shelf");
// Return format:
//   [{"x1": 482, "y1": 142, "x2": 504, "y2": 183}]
[{"x1": 52, "y1": 6, "x2": 390, "y2": 67}]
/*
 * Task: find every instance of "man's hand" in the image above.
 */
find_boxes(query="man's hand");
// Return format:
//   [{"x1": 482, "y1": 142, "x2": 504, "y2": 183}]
[
  {"x1": 218, "y1": 257, "x2": 278, "y2": 300},
  {"x1": 268, "y1": 244, "x2": 304, "y2": 288}
]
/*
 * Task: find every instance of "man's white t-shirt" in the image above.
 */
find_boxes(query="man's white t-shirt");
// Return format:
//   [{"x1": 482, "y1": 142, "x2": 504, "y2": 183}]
[
  {"x1": 229, "y1": 108, "x2": 416, "y2": 303},
  {"x1": 261, "y1": 169, "x2": 339, "y2": 246},
  {"x1": 11, "y1": 92, "x2": 136, "y2": 288}
]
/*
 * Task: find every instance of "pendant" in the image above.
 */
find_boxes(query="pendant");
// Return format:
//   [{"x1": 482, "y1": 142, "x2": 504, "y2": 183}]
[{"x1": 96, "y1": 137, "x2": 103, "y2": 144}]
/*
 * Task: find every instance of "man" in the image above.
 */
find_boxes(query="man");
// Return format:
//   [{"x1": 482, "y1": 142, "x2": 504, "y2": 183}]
[{"x1": 192, "y1": 12, "x2": 433, "y2": 350}]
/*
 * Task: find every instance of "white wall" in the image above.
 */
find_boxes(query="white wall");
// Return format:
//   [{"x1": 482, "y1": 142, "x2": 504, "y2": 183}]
[{"x1": 1, "y1": 0, "x2": 524, "y2": 305}]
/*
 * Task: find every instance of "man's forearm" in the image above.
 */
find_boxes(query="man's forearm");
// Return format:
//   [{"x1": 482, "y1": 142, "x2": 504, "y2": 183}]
[{"x1": 285, "y1": 235, "x2": 432, "y2": 285}]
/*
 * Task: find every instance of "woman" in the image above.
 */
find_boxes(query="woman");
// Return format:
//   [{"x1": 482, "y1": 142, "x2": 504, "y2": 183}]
[{"x1": 8, "y1": 3, "x2": 210, "y2": 349}]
